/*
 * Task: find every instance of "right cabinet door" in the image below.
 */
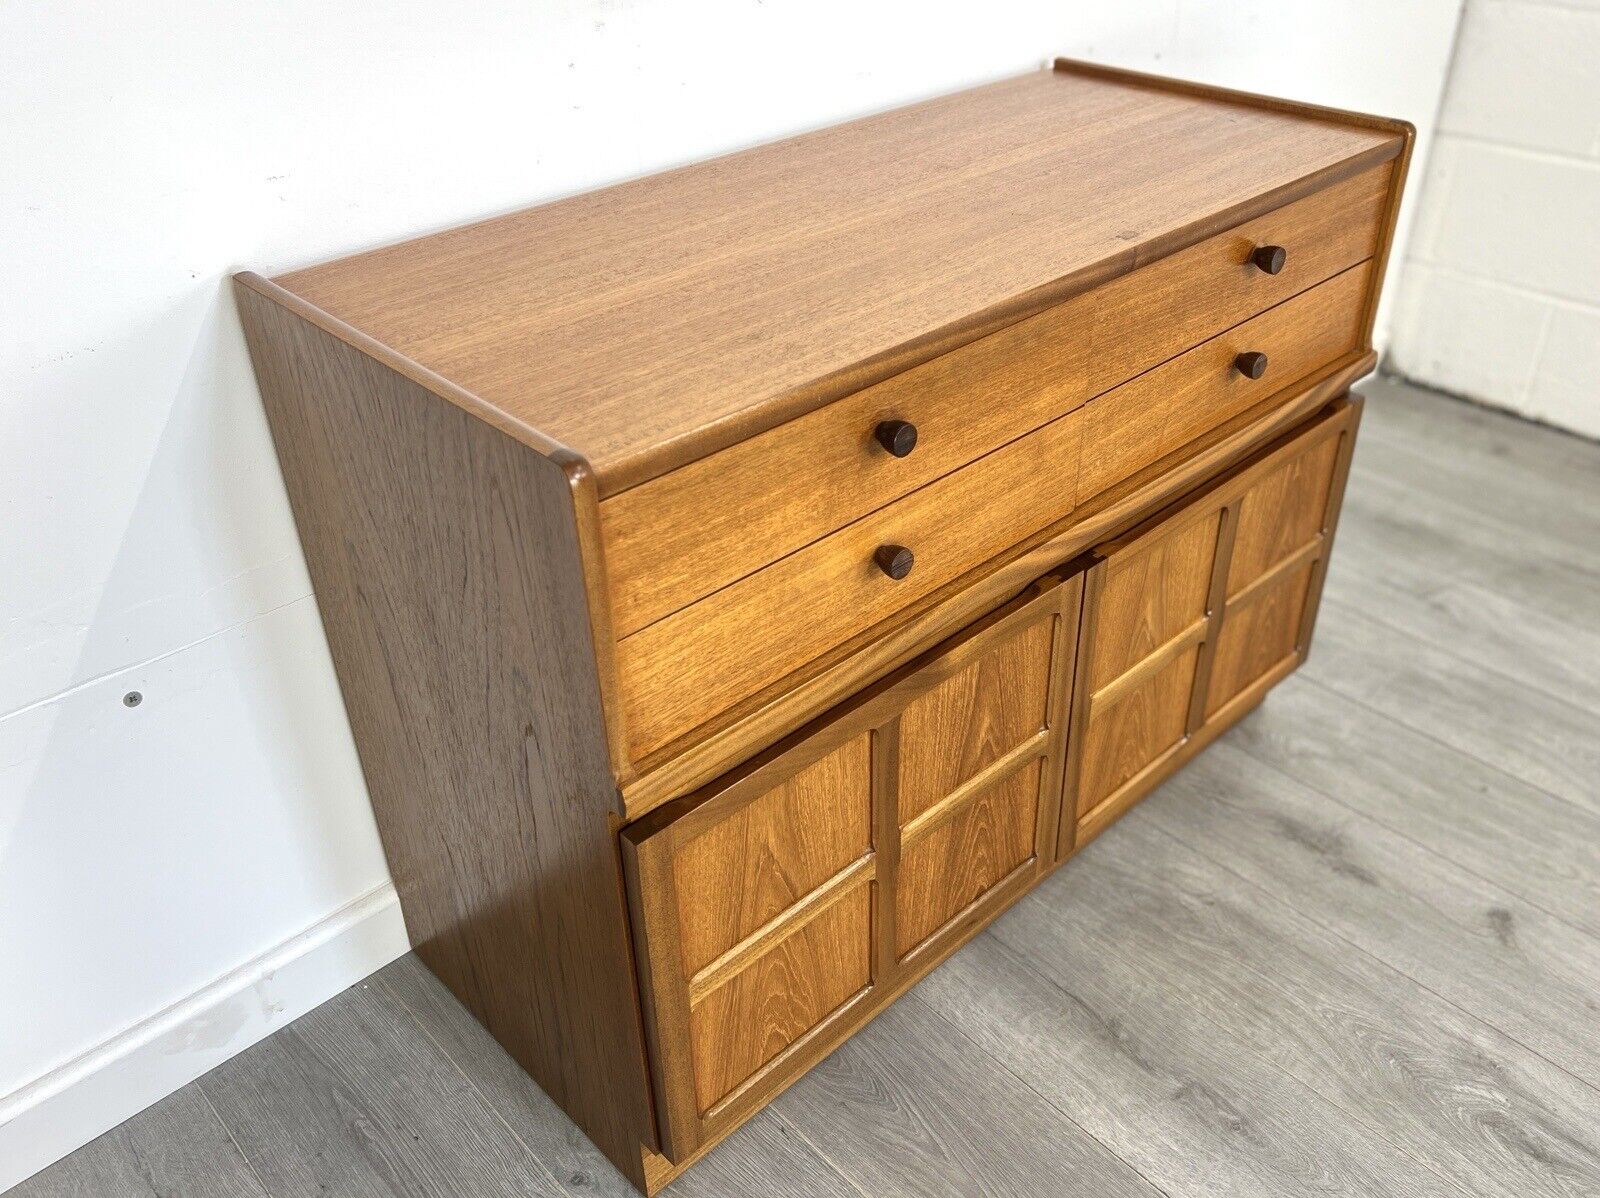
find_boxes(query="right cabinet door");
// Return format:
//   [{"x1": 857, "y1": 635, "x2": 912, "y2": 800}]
[{"x1": 1060, "y1": 396, "x2": 1361, "y2": 856}]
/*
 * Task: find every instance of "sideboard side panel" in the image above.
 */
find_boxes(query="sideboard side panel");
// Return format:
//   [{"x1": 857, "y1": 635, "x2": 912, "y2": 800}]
[{"x1": 235, "y1": 283, "x2": 657, "y2": 1183}]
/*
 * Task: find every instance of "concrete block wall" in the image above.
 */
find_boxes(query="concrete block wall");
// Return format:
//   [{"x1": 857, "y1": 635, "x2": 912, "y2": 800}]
[{"x1": 1391, "y1": 0, "x2": 1600, "y2": 438}]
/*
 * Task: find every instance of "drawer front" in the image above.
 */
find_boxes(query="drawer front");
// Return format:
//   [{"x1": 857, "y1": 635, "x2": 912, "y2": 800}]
[
  {"x1": 1061, "y1": 398, "x2": 1360, "y2": 854},
  {"x1": 1078, "y1": 259, "x2": 1369, "y2": 499},
  {"x1": 616, "y1": 401, "x2": 1085, "y2": 762},
  {"x1": 600, "y1": 164, "x2": 1391, "y2": 639},
  {"x1": 623, "y1": 578, "x2": 1079, "y2": 1160}
]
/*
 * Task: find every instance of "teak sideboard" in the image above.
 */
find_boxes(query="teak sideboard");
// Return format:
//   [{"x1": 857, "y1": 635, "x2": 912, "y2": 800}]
[{"x1": 237, "y1": 60, "x2": 1411, "y2": 1193}]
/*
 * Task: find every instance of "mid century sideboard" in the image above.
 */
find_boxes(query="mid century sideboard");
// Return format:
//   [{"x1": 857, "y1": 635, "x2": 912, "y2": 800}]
[{"x1": 237, "y1": 59, "x2": 1411, "y2": 1193}]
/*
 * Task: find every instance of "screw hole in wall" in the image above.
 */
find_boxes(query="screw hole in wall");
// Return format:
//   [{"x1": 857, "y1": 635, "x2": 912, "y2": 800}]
[{"x1": 123, "y1": 691, "x2": 143, "y2": 708}]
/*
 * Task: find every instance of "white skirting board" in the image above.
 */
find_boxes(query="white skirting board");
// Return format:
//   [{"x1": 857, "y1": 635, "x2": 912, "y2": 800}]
[{"x1": 0, "y1": 882, "x2": 409, "y2": 1191}]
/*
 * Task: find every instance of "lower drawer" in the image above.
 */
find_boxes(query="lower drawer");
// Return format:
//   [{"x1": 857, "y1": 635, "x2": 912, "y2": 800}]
[
  {"x1": 622, "y1": 575, "x2": 1082, "y2": 1160},
  {"x1": 1078, "y1": 259, "x2": 1369, "y2": 499}
]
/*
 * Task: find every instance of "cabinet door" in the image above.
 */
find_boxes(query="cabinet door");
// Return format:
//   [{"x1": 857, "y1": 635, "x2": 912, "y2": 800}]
[
  {"x1": 1202, "y1": 418, "x2": 1348, "y2": 718},
  {"x1": 623, "y1": 575, "x2": 1081, "y2": 1160},
  {"x1": 1060, "y1": 397, "x2": 1360, "y2": 855}
]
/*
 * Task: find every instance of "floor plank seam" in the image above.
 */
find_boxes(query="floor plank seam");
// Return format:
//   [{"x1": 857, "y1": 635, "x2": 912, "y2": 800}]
[
  {"x1": 195, "y1": 1085, "x2": 275, "y2": 1198},
  {"x1": 766, "y1": 1108, "x2": 877, "y2": 1198},
  {"x1": 1349, "y1": 442, "x2": 1600, "y2": 536},
  {"x1": 1320, "y1": 592, "x2": 1600, "y2": 721},
  {"x1": 1222, "y1": 715, "x2": 1600, "y2": 947},
  {"x1": 1356, "y1": 411, "x2": 1600, "y2": 517},
  {"x1": 1366, "y1": 373, "x2": 1600, "y2": 450},
  {"x1": 1076, "y1": 816, "x2": 1594, "y2": 1191},
  {"x1": 981, "y1": 912, "x2": 1468, "y2": 1196},
  {"x1": 1136, "y1": 816, "x2": 1600, "y2": 1103},
  {"x1": 1292, "y1": 669, "x2": 1600, "y2": 824},
  {"x1": 368, "y1": 971, "x2": 579, "y2": 1198},
  {"x1": 1319, "y1": 566, "x2": 1600, "y2": 717},
  {"x1": 1344, "y1": 447, "x2": 1600, "y2": 537},
  {"x1": 898, "y1": 984, "x2": 1177, "y2": 1198}
]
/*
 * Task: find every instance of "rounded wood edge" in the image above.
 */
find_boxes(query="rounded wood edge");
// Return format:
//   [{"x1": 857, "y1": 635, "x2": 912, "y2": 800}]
[
  {"x1": 1051, "y1": 56, "x2": 1416, "y2": 145},
  {"x1": 233, "y1": 271, "x2": 574, "y2": 461},
  {"x1": 234, "y1": 271, "x2": 637, "y2": 798},
  {"x1": 593, "y1": 154, "x2": 1396, "y2": 500},
  {"x1": 553, "y1": 451, "x2": 638, "y2": 797}
]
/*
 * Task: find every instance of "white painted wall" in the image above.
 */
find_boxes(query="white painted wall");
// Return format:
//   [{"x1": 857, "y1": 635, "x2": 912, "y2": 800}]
[
  {"x1": 0, "y1": 0, "x2": 1461, "y2": 1186},
  {"x1": 1391, "y1": 0, "x2": 1600, "y2": 438}
]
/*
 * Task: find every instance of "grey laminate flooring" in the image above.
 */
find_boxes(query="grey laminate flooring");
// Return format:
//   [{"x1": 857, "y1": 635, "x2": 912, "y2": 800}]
[{"x1": 16, "y1": 378, "x2": 1600, "y2": 1198}]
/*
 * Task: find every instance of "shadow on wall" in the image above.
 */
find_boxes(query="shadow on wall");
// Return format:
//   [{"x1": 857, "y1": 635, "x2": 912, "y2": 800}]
[{"x1": 1, "y1": 281, "x2": 389, "y2": 1107}]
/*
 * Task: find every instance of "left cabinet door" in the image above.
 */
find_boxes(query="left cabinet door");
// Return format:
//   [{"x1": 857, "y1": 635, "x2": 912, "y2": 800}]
[{"x1": 622, "y1": 574, "x2": 1082, "y2": 1161}]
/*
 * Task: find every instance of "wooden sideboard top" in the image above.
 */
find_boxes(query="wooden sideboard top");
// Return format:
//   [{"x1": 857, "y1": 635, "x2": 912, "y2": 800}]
[{"x1": 241, "y1": 59, "x2": 1407, "y2": 496}]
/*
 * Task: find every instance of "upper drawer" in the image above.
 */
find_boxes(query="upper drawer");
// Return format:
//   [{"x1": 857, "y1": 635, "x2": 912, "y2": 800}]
[{"x1": 599, "y1": 163, "x2": 1391, "y2": 639}]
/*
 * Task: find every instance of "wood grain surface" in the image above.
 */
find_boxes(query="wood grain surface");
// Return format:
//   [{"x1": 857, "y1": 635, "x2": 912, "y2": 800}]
[
  {"x1": 620, "y1": 353, "x2": 1374, "y2": 818},
  {"x1": 921, "y1": 933, "x2": 1452, "y2": 1198},
  {"x1": 1065, "y1": 399, "x2": 1358, "y2": 841},
  {"x1": 622, "y1": 580, "x2": 1076, "y2": 1163},
  {"x1": 614, "y1": 405, "x2": 1084, "y2": 761},
  {"x1": 264, "y1": 69, "x2": 1402, "y2": 493},
  {"x1": 688, "y1": 883, "x2": 872, "y2": 1114},
  {"x1": 370, "y1": 957, "x2": 646, "y2": 1198},
  {"x1": 1227, "y1": 435, "x2": 1341, "y2": 594},
  {"x1": 1078, "y1": 259, "x2": 1368, "y2": 498},
  {"x1": 1227, "y1": 632, "x2": 1600, "y2": 944},
  {"x1": 1078, "y1": 646, "x2": 1201, "y2": 817},
  {"x1": 894, "y1": 617, "x2": 1052, "y2": 825},
  {"x1": 1090, "y1": 510, "x2": 1221, "y2": 689},
  {"x1": 198, "y1": 980, "x2": 576, "y2": 1198},
  {"x1": 234, "y1": 287, "x2": 657, "y2": 1182},
  {"x1": 1153, "y1": 741, "x2": 1600, "y2": 1085},
  {"x1": 615, "y1": 262, "x2": 1365, "y2": 767},
  {"x1": 8, "y1": 1089, "x2": 270, "y2": 1198},
  {"x1": 1204, "y1": 563, "x2": 1316, "y2": 718},
  {"x1": 671, "y1": 737, "x2": 871, "y2": 977},
  {"x1": 1026, "y1": 815, "x2": 1600, "y2": 1198},
  {"x1": 775, "y1": 997, "x2": 1162, "y2": 1198},
  {"x1": 598, "y1": 163, "x2": 1388, "y2": 636},
  {"x1": 895, "y1": 760, "x2": 1040, "y2": 956}
]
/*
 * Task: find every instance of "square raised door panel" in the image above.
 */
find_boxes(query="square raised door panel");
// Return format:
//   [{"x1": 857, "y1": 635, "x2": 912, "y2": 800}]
[
  {"x1": 671, "y1": 738, "x2": 872, "y2": 980},
  {"x1": 892, "y1": 608, "x2": 1063, "y2": 962},
  {"x1": 1064, "y1": 503, "x2": 1227, "y2": 845},
  {"x1": 1225, "y1": 432, "x2": 1341, "y2": 598},
  {"x1": 1076, "y1": 644, "x2": 1203, "y2": 820},
  {"x1": 623, "y1": 730, "x2": 877, "y2": 1162},
  {"x1": 1204, "y1": 411, "x2": 1355, "y2": 717},
  {"x1": 1089, "y1": 509, "x2": 1222, "y2": 690},
  {"x1": 1204, "y1": 561, "x2": 1317, "y2": 719}
]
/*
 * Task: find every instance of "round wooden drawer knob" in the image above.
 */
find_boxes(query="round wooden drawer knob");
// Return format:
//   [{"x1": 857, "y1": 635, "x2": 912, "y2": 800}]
[
  {"x1": 1234, "y1": 351, "x2": 1269, "y2": 380},
  {"x1": 874, "y1": 419, "x2": 918, "y2": 457},
  {"x1": 874, "y1": 544, "x2": 915, "y2": 580},
  {"x1": 1251, "y1": 244, "x2": 1287, "y2": 275}
]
